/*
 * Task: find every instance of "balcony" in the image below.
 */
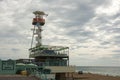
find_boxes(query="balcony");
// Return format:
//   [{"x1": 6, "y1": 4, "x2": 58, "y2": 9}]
[{"x1": 29, "y1": 52, "x2": 68, "y2": 58}]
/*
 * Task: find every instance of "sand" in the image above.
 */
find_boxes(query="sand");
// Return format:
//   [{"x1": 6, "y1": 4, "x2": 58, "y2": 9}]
[{"x1": 73, "y1": 73, "x2": 120, "y2": 80}]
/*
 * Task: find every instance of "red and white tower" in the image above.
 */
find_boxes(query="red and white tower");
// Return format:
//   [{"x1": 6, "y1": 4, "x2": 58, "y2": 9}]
[{"x1": 31, "y1": 11, "x2": 47, "y2": 48}]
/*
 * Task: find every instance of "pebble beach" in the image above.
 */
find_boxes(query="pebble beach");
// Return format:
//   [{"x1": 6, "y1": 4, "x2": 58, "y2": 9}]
[{"x1": 73, "y1": 73, "x2": 120, "y2": 80}]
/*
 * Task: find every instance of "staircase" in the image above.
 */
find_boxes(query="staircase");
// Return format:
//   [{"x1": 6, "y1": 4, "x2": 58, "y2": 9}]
[{"x1": 0, "y1": 75, "x2": 40, "y2": 80}]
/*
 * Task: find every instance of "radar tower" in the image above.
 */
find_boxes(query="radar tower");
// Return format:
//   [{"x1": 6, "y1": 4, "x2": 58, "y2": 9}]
[{"x1": 31, "y1": 11, "x2": 47, "y2": 48}]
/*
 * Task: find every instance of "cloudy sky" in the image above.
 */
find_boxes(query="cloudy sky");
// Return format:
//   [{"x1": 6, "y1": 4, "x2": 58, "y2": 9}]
[{"x1": 0, "y1": 0, "x2": 120, "y2": 66}]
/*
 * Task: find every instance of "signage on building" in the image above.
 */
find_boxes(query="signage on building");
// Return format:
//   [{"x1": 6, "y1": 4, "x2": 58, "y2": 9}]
[{"x1": 1, "y1": 60, "x2": 15, "y2": 70}]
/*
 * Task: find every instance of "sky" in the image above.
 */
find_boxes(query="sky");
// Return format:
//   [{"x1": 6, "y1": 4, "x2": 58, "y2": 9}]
[{"x1": 0, "y1": 0, "x2": 120, "y2": 66}]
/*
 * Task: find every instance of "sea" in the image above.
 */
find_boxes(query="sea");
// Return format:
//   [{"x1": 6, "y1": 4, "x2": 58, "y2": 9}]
[{"x1": 76, "y1": 66, "x2": 120, "y2": 76}]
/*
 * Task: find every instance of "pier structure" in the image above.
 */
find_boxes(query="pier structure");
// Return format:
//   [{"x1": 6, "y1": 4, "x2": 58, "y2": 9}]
[
  {"x1": 29, "y1": 11, "x2": 70, "y2": 67},
  {"x1": 29, "y1": 11, "x2": 75, "y2": 80}
]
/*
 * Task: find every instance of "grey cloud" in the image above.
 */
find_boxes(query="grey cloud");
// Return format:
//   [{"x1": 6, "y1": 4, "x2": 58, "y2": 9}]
[
  {"x1": 45, "y1": 0, "x2": 98, "y2": 28},
  {"x1": 112, "y1": 50, "x2": 120, "y2": 53},
  {"x1": 100, "y1": 41, "x2": 111, "y2": 45},
  {"x1": 92, "y1": 46, "x2": 109, "y2": 49},
  {"x1": 92, "y1": 53, "x2": 120, "y2": 66},
  {"x1": 85, "y1": 13, "x2": 120, "y2": 48},
  {"x1": 111, "y1": 53, "x2": 120, "y2": 59},
  {"x1": 66, "y1": 29, "x2": 95, "y2": 43},
  {"x1": 112, "y1": 36, "x2": 120, "y2": 46},
  {"x1": 11, "y1": 48, "x2": 20, "y2": 52},
  {"x1": 0, "y1": 29, "x2": 21, "y2": 38},
  {"x1": 95, "y1": 57, "x2": 120, "y2": 66},
  {"x1": 77, "y1": 46, "x2": 88, "y2": 48},
  {"x1": 114, "y1": 36, "x2": 120, "y2": 39},
  {"x1": 78, "y1": 53, "x2": 94, "y2": 56},
  {"x1": 109, "y1": 28, "x2": 120, "y2": 33}
]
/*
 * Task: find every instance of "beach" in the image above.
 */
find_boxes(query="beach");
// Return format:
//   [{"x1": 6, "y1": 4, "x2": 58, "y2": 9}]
[
  {"x1": 73, "y1": 73, "x2": 120, "y2": 80},
  {"x1": 0, "y1": 73, "x2": 120, "y2": 80}
]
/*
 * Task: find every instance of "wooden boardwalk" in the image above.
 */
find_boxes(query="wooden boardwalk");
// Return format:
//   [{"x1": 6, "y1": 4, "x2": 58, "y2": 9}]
[{"x1": 0, "y1": 75, "x2": 40, "y2": 80}]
